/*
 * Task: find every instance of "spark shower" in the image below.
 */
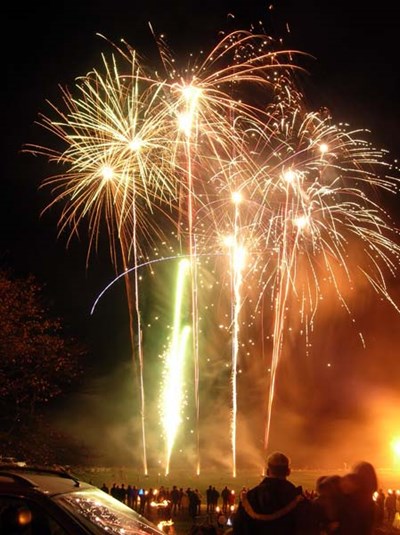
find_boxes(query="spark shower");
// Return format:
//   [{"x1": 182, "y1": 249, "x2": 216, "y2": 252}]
[{"x1": 26, "y1": 26, "x2": 400, "y2": 477}]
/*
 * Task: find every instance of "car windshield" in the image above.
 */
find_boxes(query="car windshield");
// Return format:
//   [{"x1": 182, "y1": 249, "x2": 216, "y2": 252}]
[{"x1": 55, "y1": 487, "x2": 163, "y2": 534}]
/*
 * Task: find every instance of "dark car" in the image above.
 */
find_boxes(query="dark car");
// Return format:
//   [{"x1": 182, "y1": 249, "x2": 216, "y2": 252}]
[{"x1": 0, "y1": 462, "x2": 167, "y2": 534}]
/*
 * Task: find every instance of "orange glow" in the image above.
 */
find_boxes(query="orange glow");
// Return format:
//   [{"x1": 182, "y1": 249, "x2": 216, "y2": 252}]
[{"x1": 391, "y1": 437, "x2": 400, "y2": 463}]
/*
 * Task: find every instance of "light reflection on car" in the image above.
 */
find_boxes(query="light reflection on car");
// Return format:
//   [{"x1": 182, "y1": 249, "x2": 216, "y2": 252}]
[
  {"x1": 0, "y1": 464, "x2": 167, "y2": 534},
  {"x1": 58, "y1": 489, "x2": 165, "y2": 534}
]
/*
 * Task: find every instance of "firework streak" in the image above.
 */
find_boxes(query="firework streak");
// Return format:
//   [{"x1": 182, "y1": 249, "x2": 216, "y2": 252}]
[{"x1": 26, "y1": 28, "x2": 400, "y2": 475}]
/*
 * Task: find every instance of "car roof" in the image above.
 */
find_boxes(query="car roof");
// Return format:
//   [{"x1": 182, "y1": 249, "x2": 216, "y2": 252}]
[{"x1": 0, "y1": 464, "x2": 93, "y2": 496}]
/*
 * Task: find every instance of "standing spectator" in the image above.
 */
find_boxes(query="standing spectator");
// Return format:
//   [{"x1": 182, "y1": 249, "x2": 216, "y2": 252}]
[
  {"x1": 338, "y1": 461, "x2": 378, "y2": 535},
  {"x1": 130, "y1": 485, "x2": 139, "y2": 510},
  {"x1": 138, "y1": 488, "x2": 146, "y2": 515},
  {"x1": 194, "y1": 489, "x2": 203, "y2": 515},
  {"x1": 170, "y1": 485, "x2": 180, "y2": 516},
  {"x1": 211, "y1": 486, "x2": 220, "y2": 512},
  {"x1": 110, "y1": 483, "x2": 118, "y2": 499},
  {"x1": 385, "y1": 490, "x2": 397, "y2": 528},
  {"x1": 232, "y1": 451, "x2": 304, "y2": 534},
  {"x1": 119, "y1": 483, "x2": 127, "y2": 504},
  {"x1": 312, "y1": 474, "x2": 342, "y2": 533},
  {"x1": 221, "y1": 486, "x2": 230, "y2": 514},
  {"x1": 188, "y1": 488, "x2": 200, "y2": 520},
  {"x1": 100, "y1": 482, "x2": 109, "y2": 494},
  {"x1": 178, "y1": 487, "x2": 184, "y2": 513},
  {"x1": 127, "y1": 485, "x2": 134, "y2": 508},
  {"x1": 206, "y1": 485, "x2": 213, "y2": 514}
]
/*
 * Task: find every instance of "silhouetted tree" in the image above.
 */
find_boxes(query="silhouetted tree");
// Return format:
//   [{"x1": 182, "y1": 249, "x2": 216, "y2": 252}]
[{"x1": 0, "y1": 269, "x2": 87, "y2": 459}]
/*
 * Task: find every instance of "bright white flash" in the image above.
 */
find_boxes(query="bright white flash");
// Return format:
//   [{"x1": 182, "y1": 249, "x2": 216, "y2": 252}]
[{"x1": 161, "y1": 259, "x2": 191, "y2": 475}]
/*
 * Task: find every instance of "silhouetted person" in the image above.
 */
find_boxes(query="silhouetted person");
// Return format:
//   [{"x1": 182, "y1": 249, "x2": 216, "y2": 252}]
[
  {"x1": 232, "y1": 451, "x2": 304, "y2": 534},
  {"x1": 194, "y1": 488, "x2": 202, "y2": 515},
  {"x1": 206, "y1": 485, "x2": 213, "y2": 513},
  {"x1": 131, "y1": 485, "x2": 139, "y2": 510},
  {"x1": 119, "y1": 483, "x2": 127, "y2": 504},
  {"x1": 138, "y1": 488, "x2": 146, "y2": 515},
  {"x1": 385, "y1": 490, "x2": 396, "y2": 528},
  {"x1": 311, "y1": 474, "x2": 342, "y2": 533},
  {"x1": 170, "y1": 485, "x2": 180, "y2": 516},
  {"x1": 211, "y1": 486, "x2": 220, "y2": 511},
  {"x1": 188, "y1": 488, "x2": 200, "y2": 519},
  {"x1": 221, "y1": 486, "x2": 230, "y2": 514},
  {"x1": 127, "y1": 484, "x2": 136, "y2": 508},
  {"x1": 337, "y1": 461, "x2": 379, "y2": 535}
]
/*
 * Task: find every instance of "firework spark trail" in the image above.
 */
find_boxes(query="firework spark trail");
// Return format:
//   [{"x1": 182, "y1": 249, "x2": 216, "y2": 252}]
[
  {"x1": 263, "y1": 176, "x2": 304, "y2": 449},
  {"x1": 131, "y1": 184, "x2": 148, "y2": 475},
  {"x1": 228, "y1": 192, "x2": 246, "y2": 478},
  {"x1": 24, "y1": 45, "x2": 183, "y2": 475},
  {"x1": 143, "y1": 31, "x2": 302, "y2": 472},
  {"x1": 25, "y1": 26, "x2": 400, "y2": 472},
  {"x1": 246, "y1": 90, "x2": 400, "y2": 451},
  {"x1": 177, "y1": 85, "x2": 202, "y2": 475},
  {"x1": 161, "y1": 259, "x2": 191, "y2": 475}
]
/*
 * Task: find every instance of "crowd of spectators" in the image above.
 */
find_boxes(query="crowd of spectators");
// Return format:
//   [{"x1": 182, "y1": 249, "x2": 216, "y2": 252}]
[{"x1": 98, "y1": 457, "x2": 400, "y2": 534}]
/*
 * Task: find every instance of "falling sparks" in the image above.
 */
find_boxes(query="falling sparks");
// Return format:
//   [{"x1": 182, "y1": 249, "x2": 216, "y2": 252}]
[
  {"x1": 160, "y1": 259, "x2": 191, "y2": 475},
  {"x1": 26, "y1": 25, "x2": 400, "y2": 476}
]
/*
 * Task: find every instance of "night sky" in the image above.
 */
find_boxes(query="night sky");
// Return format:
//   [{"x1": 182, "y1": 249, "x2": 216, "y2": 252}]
[{"x1": 2, "y1": 0, "x2": 400, "y2": 471}]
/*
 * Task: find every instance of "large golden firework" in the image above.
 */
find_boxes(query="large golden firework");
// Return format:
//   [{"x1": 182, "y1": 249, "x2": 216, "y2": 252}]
[{"x1": 25, "y1": 27, "x2": 400, "y2": 475}]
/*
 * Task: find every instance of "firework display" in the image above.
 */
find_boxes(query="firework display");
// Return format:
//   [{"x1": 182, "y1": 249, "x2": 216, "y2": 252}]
[{"x1": 26, "y1": 28, "x2": 400, "y2": 476}]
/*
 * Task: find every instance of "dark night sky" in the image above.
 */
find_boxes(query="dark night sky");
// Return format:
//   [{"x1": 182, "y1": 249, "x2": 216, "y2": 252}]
[{"x1": 2, "y1": 1, "x2": 400, "y2": 470}]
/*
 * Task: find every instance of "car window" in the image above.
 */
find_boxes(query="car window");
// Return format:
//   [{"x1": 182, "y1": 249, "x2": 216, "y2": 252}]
[
  {"x1": 56, "y1": 488, "x2": 163, "y2": 534},
  {"x1": 0, "y1": 496, "x2": 69, "y2": 534}
]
